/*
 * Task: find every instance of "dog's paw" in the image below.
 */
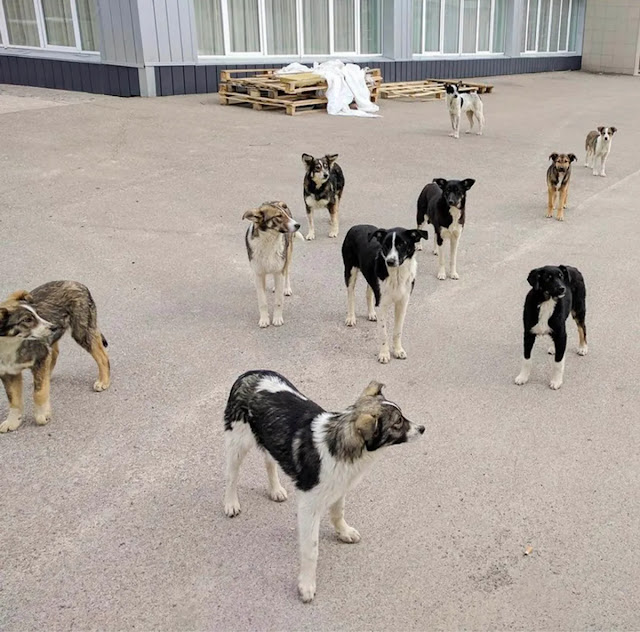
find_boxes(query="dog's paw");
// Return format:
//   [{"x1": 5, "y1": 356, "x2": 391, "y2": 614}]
[
  {"x1": 224, "y1": 498, "x2": 241, "y2": 517},
  {"x1": 34, "y1": 408, "x2": 52, "y2": 426},
  {"x1": 345, "y1": 315, "x2": 357, "y2": 327},
  {"x1": 378, "y1": 350, "x2": 391, "y2": 364},
  {"x1": 577, "y1": 344, "x2": 588, "y2": 356},
  {"x1": 367, "y1": 312, "x2": 377, "y2": 322},
  {"x1": 514, "y1": 373, "x2": 529, "y2": 386},
  {"x1": 599, "y1": 173, "x2": 606, "y2": 178},
  {"x1": 269, "y1": 485, "x2": 288, "y2": 502},
  {"x1": 432, "y1": 249, "x2": 438, "y2": 256},
  {"x1": 450, "y1": 271, "x2": 459, "y2": 280},
  {"x1": 328, "y1": 230, "x2": 338, "y2": 238},
  {"x1": 448, "y1": 132, "x2": 456, "y2": 137},
  {"x1": 393, "y1": 347, "x2": 407, "y2": 360},
  {"x1": 437, "y1": 270, "x2": 447, "y2": 280},
  {"x1": 298, "y1": 579, "x2": 316, "y2": 603},
  {"x1": 305, "y1": 232, "x2": 315, "y2": 241},
  {"x1": 258, "y1": 316, "x2": 270, "y2": 328},
  {"x1": 272, "y1": 315, "x2": 284, "y2": 327},
  {"x1": 556, "y1": 216, "x2": 564, "y2": 222},
  {"x1": 284, "y1": 288, "x2": 292, "y2": 297},
  {"x1": 416, "y1": 242, "x2": 423, "y2": 251},
  {"x1": 93, "y1": 379, "x2": 110, "y2": 392},
  {"x1": 465, "y1": 130, "x2": 472, "y2": 135},
  {"x1": 476, "y1": 132, "x2": 483, "y2": 136},
  {"x1": 545, "y1": 211, "x2": 553, "y2": 218},
  {"x1": 549, "y1": 378, "x2": 563, "y2": 390},
  {"x1": 0, "y1": 411, "x2": 23, "y2": 433},
  {"x1": 337, "y1": 525, "x2": 361, "y2": 543},
  {"x1": 548, "y1": 345, "x2": 555, "y2": 355}
]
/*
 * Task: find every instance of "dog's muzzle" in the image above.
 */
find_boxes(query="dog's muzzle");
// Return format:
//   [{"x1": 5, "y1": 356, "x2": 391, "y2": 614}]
[{"x1": 386, "y1": 257, "x2": 399, "y2": 267}]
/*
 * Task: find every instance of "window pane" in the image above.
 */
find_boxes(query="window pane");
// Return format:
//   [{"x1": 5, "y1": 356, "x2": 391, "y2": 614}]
[
  {"x1": 76, "y1": 0, "x2": 99, "y2": 51},
  {"x1": 477, "y1": 0, "x2": 490, "y2": 51},
  {"x1": 228, "y1": 0, "x2": 260, "y2": 53},
  {"x1": 443, "y1": 0, "x2": 460, "y2": 53},
  {"x1": 3, "y1": 0, "x2": 40, "y2": 46},
  {"x1": 334, "y1": 0, "x2": 355, "y2": 51},
  {"x1": 549, "y1": 0, "x2": 561, "y2": 52},
  {"x1": 492, "y1": 0, "x2": 506, "y2": 52},
  {"x1": 462, "y1": 0, "x2": 477, "y2": 53},
  {"x1": 41, "y1": 0, "x2": 75, "y2": 46},
  {"x1": 568, "y1": 0, "x2": 579, "y2": 51},
  {"x1": 194, "y1": 0, "x2": 224, "y2": 55},
  {"x1": 559, "y1": 0, "x2": 570, "y2": 50},
  {"x1": 537, "y1": 0, "x2": 550, "y2": 52},
  {"x1": 424, "y1": 0, "x2": 441, "y2": 52},
  {"x1": 412, "y1": 0, "x2": 423, "y2": 53},
  {"x1": 265, "y1": 0, "x2": 297, "y2": 54},
  {"x1": 526, "y1": 0, "x2": 538, "y2": 50},
  {"x1": 360, "y1": 0, "x2": 381, "y2": 54},
  {"x1": 303, "y1": 0, "x2": 329, "y2": 54}
]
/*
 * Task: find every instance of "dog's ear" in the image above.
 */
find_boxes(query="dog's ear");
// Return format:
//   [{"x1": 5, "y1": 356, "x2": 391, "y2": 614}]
[
  {"x1": 370, "y1": 229, "x2": 387, "y2": 243},
  {"x1": 597, "y1": 126, "x2": 605, "y2": 134},
  {"x1": 433, "y1": 178, "x2": 448, "y2": 190},
  {"x1": 361, "y1": 380, "x2": 384, "y2": 398},
  {"x1": 326, "y1": 154, "x2": 339, "y2": 167},
  {"x1": 408, "y1": 229, "x2": 429, "y2": 243},
  {"x1": 610, "y1": 126, "x2": 617, "y2": 134},
  {"x1": 527, "y1": 268, "x2": 541, "y2": 290},
  {"x1": 8, "y1": 290, "x2": 33, "y2": 303},
  {"x1": 549, "y1": 153, "x2": 559, "y2": 162},
  {"x1": 558, "y1": 265, "x2": 572, "y2": 284},
  {"x1": 355, "y1": 413, "x2": 378, "y2": 442},
  {"x1": 568, "y1": 153, "x2": 577, "y2": 163},
  {"x1": 242, "y1": 208, "x2": 262, "y2": 222},
  {"x1": 462, "y1": 178, "x2": 476, "y2": 191},
  {"x1": 301, "y1": 153, "x2": 314, "y2": 167}
]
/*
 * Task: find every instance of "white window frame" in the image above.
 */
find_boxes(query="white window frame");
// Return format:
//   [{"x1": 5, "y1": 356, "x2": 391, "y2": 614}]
[
  {"x1": 524, "y1": 0, "x2": 574, "y2": 54},
  {"x1": 415, "y1": 0, "x2": 505, "y2": 57},
  {"x1": 0, "y1": 0, "x2": 99, "y2": 52},
  {"x1": 199, "y1": 0, "x2": 381, "y2": 59}
]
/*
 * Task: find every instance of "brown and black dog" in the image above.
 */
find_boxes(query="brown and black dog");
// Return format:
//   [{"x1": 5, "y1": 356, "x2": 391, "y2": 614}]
[
  {"x1": 546, "y1": 152, "x2": 577, "y2": 221},
  {"x1": 0, "y1": 281, "x2": 110, "y2": 433}
]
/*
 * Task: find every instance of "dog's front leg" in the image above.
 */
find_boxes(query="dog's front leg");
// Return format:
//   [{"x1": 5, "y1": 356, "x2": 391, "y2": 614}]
[
  {"x1": 449, "y1": 232, "x2": 461, "y2": 279},
  {"x1": 556, "y1": 188, "x2": 567, "y2": 221},
  {"x1": 448, "y1": 112, "x2": 459, "y2": 138},
  {"x1": 32, "y1": 356, "x2": 52, "y2": 426},
  {"x1": 592, "y1": 154, "x2": 601, "y2": 177},
  {"x1": 297, "y1": 493, "x2": 322, "y2": 603},
  {"x1": 599, "y1": 154, "x2": 607, "y2": 177},
  {"x1": 437, "y1": 237, "x2": 447, "y2": 280},
  {"x1": 305, "y1": 207, "x2": 315, "y2": 241},
  {"x1": 0, "y1": 374, "x2": 24, "y2": 433},
  {"x1": 272, "y1": 273, "x2": 285, "y2": 327},
  {"x1": 330, "y1": 496, "x2": 361, "y2": 543},
  {"x1": 549, "y1": 331, "x2": 567, "y2": 390},
  {"x1": 254, "y1": 274, "x2": 270, "y2": 328},
  {"x1": 392, "y1": 296, "x2": 410, "y2": 359},
  {"x1": 546, "y1": 186, "x2": 555, "y2": 218},
  {"x1": 515, "y1": 332, "x2": 536, "y2": 385},
  {"x1": 376, "y1": 299, "x2": 391, "y2": 363}
]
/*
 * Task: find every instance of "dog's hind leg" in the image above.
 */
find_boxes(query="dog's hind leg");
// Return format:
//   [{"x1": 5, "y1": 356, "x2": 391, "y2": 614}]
[
  {"x1": 465, "y1": 110, "x2": 474, "y2": 134},
  {"x1": 32, "y1": 355, "x2": 52, "y2": 425},
  {"x1": 475, "y1": 106, "x2": 485, "y2": 135},
  {"x1": 272, "y1": 273, "x2": 285, "y2": 327},
  {"x1": 345, "y1": 267, "x2": 358, "y2": 327},
  {"x1": 224, "y1": 422, "x2": 254, "y2": 517},
  {"x1": 416, "y1": 221, "x2": 427, "y2": 251},
  {"x1": 0, "y1": 374, "x2": 24, "y2": 433},
  {"x1": 366, "y1": 285, "x2": 377, "y2": 321},
  {"x1": 392, "y1": 296, "x2": 410, "y2": 359},
  {"x1": 330, "y1": 495, "x2": 361, "y2": 543},
  {"x1": 572, "y1": 310, "x2": 588, "y2": 356},
  {"x1": 297, "y1": 492, "x2": 322, "y2": 602},
  {"x1": 50, "y1": 341, "x2": 60, "y2": 373},
  {"x1": 88, "y1": 331, "x2": 111, "y2": 391},
  {"x1": 265, "y1": 453, "x2": 288, "y2": 502},
  {"x1": 328, "y1": 200, "x2": 339, "y2": 238}
]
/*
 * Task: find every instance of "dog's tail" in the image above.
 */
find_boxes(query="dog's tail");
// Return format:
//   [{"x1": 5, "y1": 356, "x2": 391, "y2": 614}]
[{"x1": 101, "y1": 333, "x2": 108, "y2": 348}]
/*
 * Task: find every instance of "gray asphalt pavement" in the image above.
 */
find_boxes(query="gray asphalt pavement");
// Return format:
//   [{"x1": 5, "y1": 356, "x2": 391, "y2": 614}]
[{"x1": 1, "y1": 71, "x2": 639, "y2": 631}]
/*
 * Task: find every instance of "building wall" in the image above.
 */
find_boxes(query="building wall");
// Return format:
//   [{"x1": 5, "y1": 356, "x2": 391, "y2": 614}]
[{"x1": 582, "y1": 0, "x2": 640, "y2": 75}]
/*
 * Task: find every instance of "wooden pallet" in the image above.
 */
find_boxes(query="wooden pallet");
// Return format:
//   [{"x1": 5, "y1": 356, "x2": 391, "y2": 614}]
[
  {"x1": 379, "y1": 78, "x2": 493, "y2": 100},
  {"x1": 219, "y1": 67, "x2": 382, "y2": 115}
]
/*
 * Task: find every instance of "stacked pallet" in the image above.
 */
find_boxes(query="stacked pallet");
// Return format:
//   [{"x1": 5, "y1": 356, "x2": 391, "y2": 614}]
[
  {"x1": 379, "y1": 78, "x2": 493, "y2": 101},
  {"x1": 219, "y1": 68, "x2": 382, "y2": 115}
]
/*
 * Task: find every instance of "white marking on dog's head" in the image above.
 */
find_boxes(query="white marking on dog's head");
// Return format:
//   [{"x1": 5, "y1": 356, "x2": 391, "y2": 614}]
[{"x1": 385, "y1": 232, "x2": 399, "y2": 267}]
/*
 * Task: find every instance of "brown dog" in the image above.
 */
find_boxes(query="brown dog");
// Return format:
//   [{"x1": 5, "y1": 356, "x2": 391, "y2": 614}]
[
  {"x1": 0, "y1": 281, "x2": 110, "y2": 433},
  {"x1": 546, "y1": 153, "x2": 577, "y2": 221}
]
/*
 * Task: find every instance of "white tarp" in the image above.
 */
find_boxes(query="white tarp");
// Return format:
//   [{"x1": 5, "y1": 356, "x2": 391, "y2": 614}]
[{"x1": 275, "y1": 60, "x2": 380, "y2": 118}]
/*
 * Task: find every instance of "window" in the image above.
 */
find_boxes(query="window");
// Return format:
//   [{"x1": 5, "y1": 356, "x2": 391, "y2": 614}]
[
  {"x1": 413, "y1": 0, "x2": 507, "y2": 55},
  {"x1": 194, "y1": 0, "x2": 382, "y2": 57},
  {"x1": 524, "y1": 0, "x2": 579, "y2": 52},
  {"x1": 0, "y1": 0, "x2": 99, "y2": 50}
]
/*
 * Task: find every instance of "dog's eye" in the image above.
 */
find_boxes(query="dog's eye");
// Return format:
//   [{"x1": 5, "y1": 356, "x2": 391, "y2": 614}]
[
  {"x1": 22, "y1": 316, "x2": 35, "y2": 325},
  {"x1": 394, "y1": 417, "x2": 404, "y2": 428}
]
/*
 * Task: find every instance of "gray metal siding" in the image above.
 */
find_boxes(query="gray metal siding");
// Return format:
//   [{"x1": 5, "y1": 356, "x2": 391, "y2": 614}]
[{"x1": 96, "y1": 0, "x2": 144, "y2": 66}]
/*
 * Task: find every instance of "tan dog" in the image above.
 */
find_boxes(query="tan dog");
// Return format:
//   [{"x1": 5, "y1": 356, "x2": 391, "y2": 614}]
[
  {"x1": 0, "y1": 281, "x2": 110, "y2": 433},
  {"x1": 546, "y1": 153, "x2": 577, "y2": 221},
  {"x1": 243, "y1": 201, "x2": 302, "y2": 328}
]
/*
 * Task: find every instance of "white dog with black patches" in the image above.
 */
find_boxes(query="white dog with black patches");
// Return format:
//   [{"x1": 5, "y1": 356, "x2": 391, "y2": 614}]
[
  {"x1": 445, "y1": 82, "x2": 485, "y2": 139},
  {"x1": 585, "y1": 126, "x2": 617, "y2": 177},
  {"x1": 223, "y1": 370, "x2": 425, "y2": 602}
]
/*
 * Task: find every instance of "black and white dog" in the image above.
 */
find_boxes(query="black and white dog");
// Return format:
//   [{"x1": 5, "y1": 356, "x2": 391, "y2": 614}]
[
  {"x1": 302, "y1": 153, "x2": 345, "y2": 240},
  {"x1": 223, "y1": 370, "x2": 425, "y2": 603},
  {"x1": 445, "y1": 82, "x2": 485, "y2": 139},
  {"x1": 585, "y1": 126, "x2": 617, "y2": 177},
  {"x1": 515, "y1": 265, "x2": 588, "y2": 390},
  {"x1": 416, "y1": 178, "x2": 475, "y2": 280},
  {"x1": 342, "y1": 225, "x2": 428, "y2": 363}
]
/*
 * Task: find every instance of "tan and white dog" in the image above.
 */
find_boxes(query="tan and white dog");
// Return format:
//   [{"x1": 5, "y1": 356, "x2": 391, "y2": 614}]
[
  {"x1": 585, "y1": 126, "x2": 616, "y2": 177},
  {"x1": 243, "y1": 201, "x2": 302, "y2": 328}
]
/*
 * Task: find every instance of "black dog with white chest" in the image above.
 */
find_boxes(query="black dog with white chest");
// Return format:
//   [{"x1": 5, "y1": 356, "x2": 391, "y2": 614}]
[
  {"x1": 342, "y1": 225, "x2": 428, "y2": 363},
  {"x1": 515, "y1": 265, "x2": 588, "y2": 390},
  {"x1": 302, "y1": 153, "x2": 345, "y2": 240},
  {"x1": 416, "y1": 178, "x2": 475, "y2": 280}
]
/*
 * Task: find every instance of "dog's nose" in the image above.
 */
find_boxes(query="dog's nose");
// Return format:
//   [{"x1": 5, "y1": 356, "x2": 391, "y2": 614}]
[
  {"x1": 294, "y1": 223, "x2": 300, "y2": 230},
  {"x1": 386, "y1": 259, "x2": 397, "y2": 267}
]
